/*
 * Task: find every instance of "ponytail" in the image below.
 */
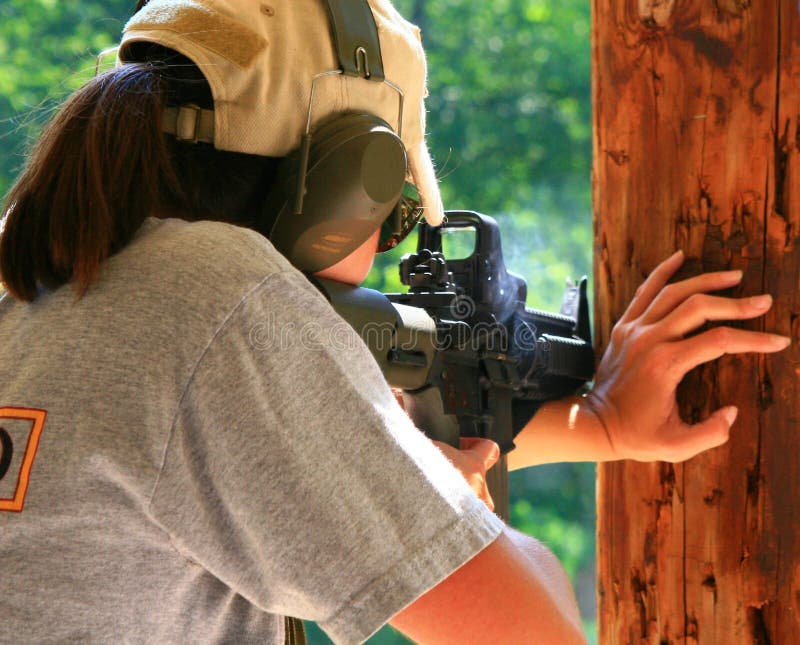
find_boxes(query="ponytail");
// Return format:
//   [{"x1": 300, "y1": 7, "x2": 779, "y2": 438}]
[
  {"x1": 0, "y1": 63, "x2": 179, "y2": 301},
  {"x1": 0, "y1": 53, "x2": 280, "y2": 302}
]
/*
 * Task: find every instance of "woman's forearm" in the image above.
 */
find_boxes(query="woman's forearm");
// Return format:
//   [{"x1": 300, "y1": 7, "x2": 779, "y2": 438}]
[{"x1": 507, "y1": 395, "x2": 617, "y2": 470}]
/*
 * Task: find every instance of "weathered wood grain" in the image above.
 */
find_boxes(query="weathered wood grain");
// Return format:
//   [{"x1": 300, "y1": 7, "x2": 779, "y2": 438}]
[{"x1": 593, "y1": 1, "x2": 799, "y2": 642}]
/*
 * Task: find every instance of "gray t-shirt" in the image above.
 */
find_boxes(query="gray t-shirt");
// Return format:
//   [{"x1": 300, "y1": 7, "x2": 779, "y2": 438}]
[{"x1": 0, "y1": 218, "x2": 504, "y2": 644}]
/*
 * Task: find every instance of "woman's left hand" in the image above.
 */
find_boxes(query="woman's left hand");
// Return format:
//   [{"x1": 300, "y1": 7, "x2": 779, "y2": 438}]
[{"x1": 585, "y1": 250, "x2": 791, "y2": 463}]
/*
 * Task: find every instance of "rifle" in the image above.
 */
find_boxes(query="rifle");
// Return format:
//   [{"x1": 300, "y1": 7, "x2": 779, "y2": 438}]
[{"x1": 312, "y1": 211, "x2": 594, "y2": 519}]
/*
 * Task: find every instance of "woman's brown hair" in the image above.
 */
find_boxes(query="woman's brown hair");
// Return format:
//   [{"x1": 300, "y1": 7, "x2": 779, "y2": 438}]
[{"x1": 0, "y1": 49, "x2": 279, "y2": 301}]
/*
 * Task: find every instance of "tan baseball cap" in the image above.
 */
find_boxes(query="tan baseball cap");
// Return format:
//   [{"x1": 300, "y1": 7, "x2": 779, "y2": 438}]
[{"x1": 119, "y1": 0, "x2": 445, "y2": 226}]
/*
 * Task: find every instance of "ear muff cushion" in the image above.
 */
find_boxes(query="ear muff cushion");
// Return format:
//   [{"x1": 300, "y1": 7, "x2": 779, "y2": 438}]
[
  {"x1": 262, "y1": 113, "x2": 407, "y2": 273},
  {"x1": 259, "y1": 114, "x2": 402, "y2": 236}
]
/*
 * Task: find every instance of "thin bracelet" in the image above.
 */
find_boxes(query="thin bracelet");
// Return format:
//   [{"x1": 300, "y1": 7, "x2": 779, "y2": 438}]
[{"x1": 581, "y1": 392, "x2": 617, "y2": 455}]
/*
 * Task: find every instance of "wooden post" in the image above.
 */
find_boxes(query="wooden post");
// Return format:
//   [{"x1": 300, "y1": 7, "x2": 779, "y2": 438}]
[{"x1": 593, "y1": 1, "x2": 800, "y2": 643}]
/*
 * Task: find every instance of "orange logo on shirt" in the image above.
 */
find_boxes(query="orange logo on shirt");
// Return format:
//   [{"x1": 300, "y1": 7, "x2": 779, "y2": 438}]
[{"x1": 0, "y1": 407, "x2": 47, "y2": 512}]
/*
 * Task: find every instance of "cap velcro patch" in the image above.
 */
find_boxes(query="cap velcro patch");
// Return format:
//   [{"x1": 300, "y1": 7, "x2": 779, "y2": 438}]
[{"x1": 124, "y1": 0, "x2": 267, "y2": 68}]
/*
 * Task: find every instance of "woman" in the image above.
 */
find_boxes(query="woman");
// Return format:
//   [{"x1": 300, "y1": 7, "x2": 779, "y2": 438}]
[{"x1": 0, "y1": 0, "x2": 789, "y2": 643}]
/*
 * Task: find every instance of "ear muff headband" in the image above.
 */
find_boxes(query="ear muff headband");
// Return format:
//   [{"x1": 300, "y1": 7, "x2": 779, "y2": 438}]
[{"x1": 323, "y1": 0, "x2": 384, "y2": 80}]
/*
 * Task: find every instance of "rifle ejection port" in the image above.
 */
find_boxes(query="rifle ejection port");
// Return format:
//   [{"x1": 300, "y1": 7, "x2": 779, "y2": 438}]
[
  {"x1": 387, "y1": 348, "x2": 427, "y2": 367},
  {"x1": 436, "y1": 320, "x2": 470, "y2": 350}
]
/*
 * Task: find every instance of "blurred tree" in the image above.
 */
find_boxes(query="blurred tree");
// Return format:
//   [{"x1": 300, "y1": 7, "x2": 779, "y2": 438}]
[
  {"x1": 0, "y1": 0, "x2": 133, "y2": 198},
  {"x1": 394, "y1": 0, "x2": 591, "y2": 215}
]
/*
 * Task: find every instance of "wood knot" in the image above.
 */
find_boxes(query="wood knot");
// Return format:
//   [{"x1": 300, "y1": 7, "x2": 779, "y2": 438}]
[
  {"x1": 606, "y1": 149, "x2": 630, "y2": 166},
  {"x1": 703, "y1": 487, "x2": 724, "y2": 505},
  {"x1": 638, "y1": 0, "x2": 676, "y2": 27},
  {"x1": 714, "y1": 0, "x2": 751, "y2": 17},
  {"x1": 746, "y1": 603, "x2": 773, "y2": 644},
  {"x1": 701, "y1": 563, "x2": 717, "y2": 592}
]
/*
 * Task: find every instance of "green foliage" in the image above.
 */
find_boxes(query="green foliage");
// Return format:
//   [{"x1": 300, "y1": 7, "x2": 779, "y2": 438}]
[
  {"x1": 1, "y1": 0, "x2": 597, "y2": 641},
  {"x1": 393, "y1": 0, "x2": 592, "y2": 216},
  {"x1": 0, "y1": 0, "x2": 133, "y2": 199},
  {"x1": 304, "y1": 621, "x2": 413, "y2": 645}
]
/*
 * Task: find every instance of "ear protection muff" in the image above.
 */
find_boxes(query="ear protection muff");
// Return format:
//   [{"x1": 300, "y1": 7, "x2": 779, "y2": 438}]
[
  {"x1": 258, "y1": 0, "x2": 411, "y2": 274},
  {"x1": 260, "y1": 112, "x2": 407, "y2": 273}
]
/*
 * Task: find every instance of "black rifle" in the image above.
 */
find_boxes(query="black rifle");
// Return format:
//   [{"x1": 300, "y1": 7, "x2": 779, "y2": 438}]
[{"x1": 313, "y1": 211, "x2": 594, "y2": 519}]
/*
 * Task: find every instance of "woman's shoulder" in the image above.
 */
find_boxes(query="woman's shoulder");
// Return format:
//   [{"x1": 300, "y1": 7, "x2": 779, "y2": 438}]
[
  {"x1": 95, "y1": 217, "x2": 303, "y2": 318},
  {"x1": 120, "y1": 217, "x2": 294, "y2": 289},
  {"x1": 134, "y1": 217, "x2": 292, "y2": 275}
]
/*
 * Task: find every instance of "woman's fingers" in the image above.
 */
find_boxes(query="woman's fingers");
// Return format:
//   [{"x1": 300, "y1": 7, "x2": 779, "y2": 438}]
[
  {"x1": 662, "y1": 406, "x2": 738, "y2": 463},
  {"x1": 619, "y1": 250, "x2": 685, "y2": 324},
  {"x1": 639, "y1": 269, "x2": 744, "y2": 325},
  {"x1": 651, "y1": 293, "x2": 773, "y2": 340},
  {"x1": 459, "y1": 437, "x2": 501, "y2": 469},
  {"x1": 663, "y1": 327, "x2": 791, "y2": 382},
  {"x1": 433, "y1": 438, "x2": 498, "y2": 511}
]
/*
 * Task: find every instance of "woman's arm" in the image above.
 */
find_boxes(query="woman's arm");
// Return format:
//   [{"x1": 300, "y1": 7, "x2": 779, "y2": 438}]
[
  {"x1": 393, "y1": 432, "x2": 585, "y2": 643},
  {"x1": 509, "y1": 251, "x2": 791, "y2": 470},
  {"x1": 390, "y1": 527, "x2": 586, "y2": 645},
  {"x1": 508, "y1": 395, "x2": 614, "y2": 469}
]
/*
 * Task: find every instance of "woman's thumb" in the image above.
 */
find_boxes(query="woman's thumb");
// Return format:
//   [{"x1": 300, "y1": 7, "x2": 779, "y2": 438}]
[
  {"x1": 675, "y1": 405, "x2": 738, "y2": 462},
  {"x1": 460, "y1": 437, "x2": 501, "y2": 468}
]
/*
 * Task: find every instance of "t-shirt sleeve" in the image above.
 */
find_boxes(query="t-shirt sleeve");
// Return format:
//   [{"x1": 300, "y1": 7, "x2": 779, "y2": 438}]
[{"x1": 148, "y1": 270, "x2": 505, "y2": 645}]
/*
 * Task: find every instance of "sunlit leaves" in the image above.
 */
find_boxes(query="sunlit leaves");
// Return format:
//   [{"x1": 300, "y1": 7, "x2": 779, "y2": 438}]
[{"x1": 0, "y1": 0, "x2": 131, "y2": 195}]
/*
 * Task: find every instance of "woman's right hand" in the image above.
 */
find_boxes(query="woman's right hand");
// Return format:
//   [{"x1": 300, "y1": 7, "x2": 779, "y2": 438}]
[{"x1": 433, "y1": 438, "x2": 501, "y2": 511}]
